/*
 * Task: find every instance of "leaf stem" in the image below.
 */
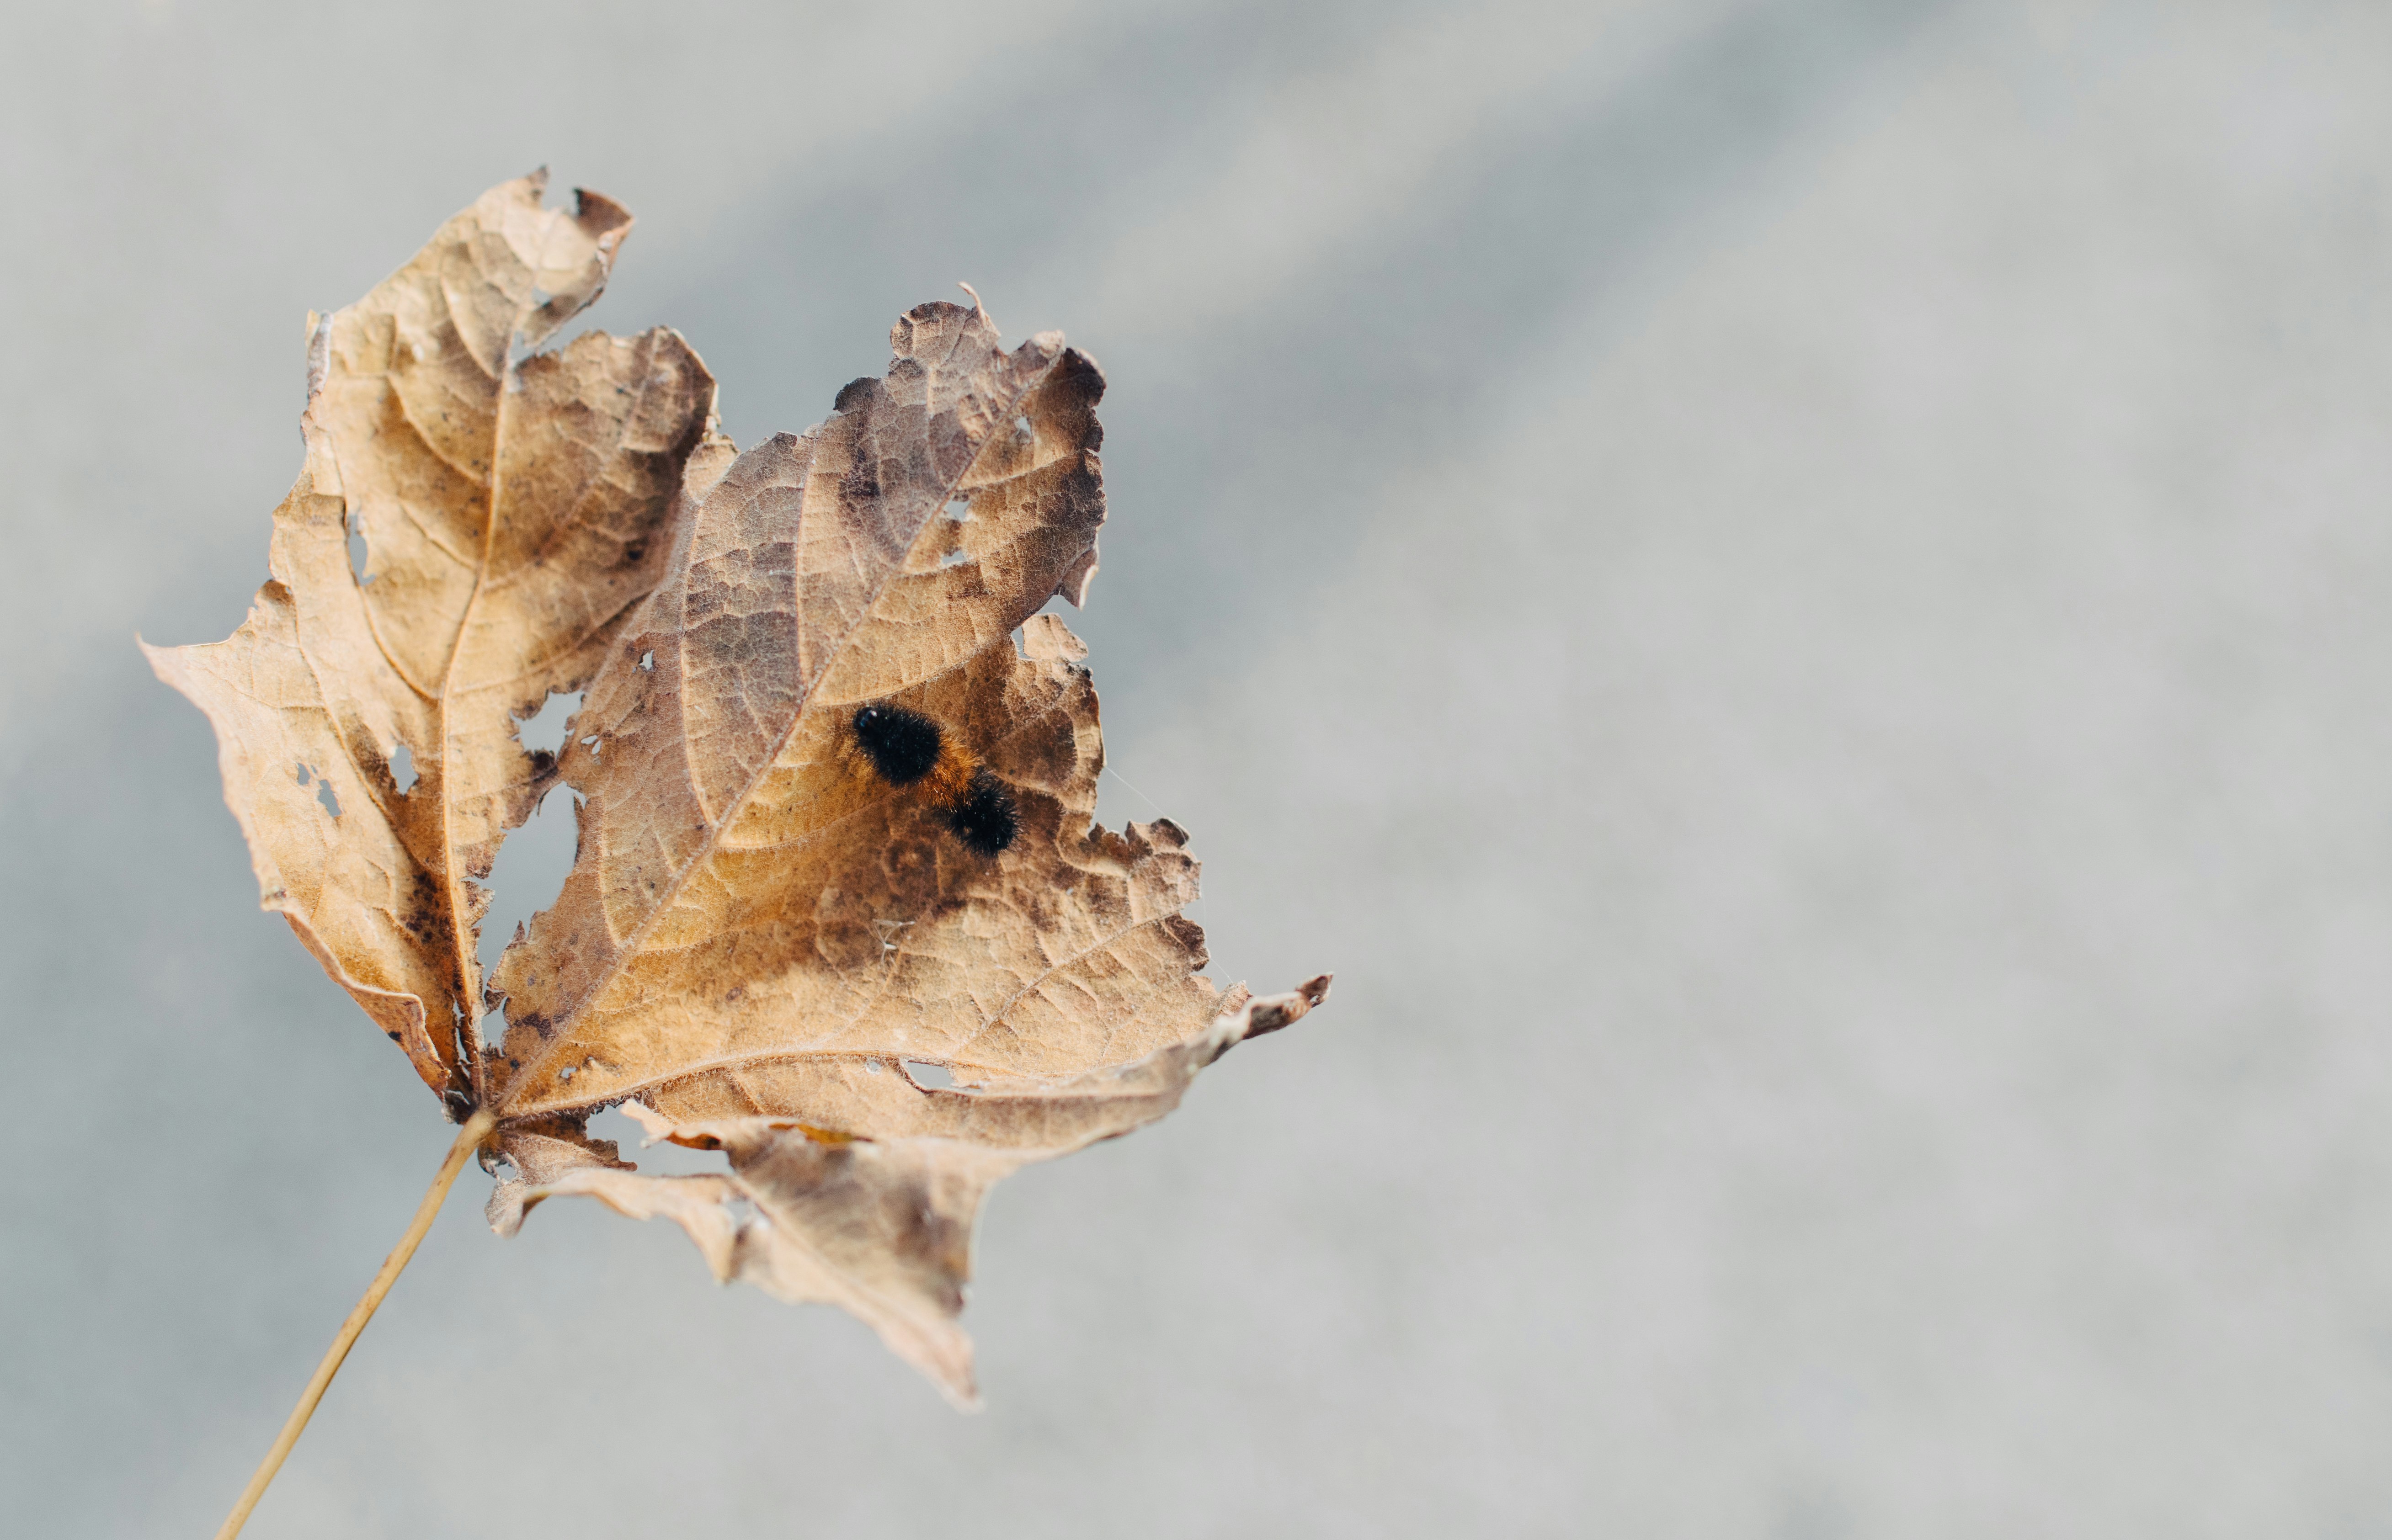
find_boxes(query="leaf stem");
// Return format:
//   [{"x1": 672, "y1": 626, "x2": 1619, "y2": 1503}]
[{"x1": 213, "y1": 1107, "x2": 497, "y2": 1540}]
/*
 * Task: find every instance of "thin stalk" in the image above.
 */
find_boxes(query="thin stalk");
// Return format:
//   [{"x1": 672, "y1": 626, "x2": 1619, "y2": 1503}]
[{"x1": 214, "y1": 1108, "x2": 497, "y2": 1540}]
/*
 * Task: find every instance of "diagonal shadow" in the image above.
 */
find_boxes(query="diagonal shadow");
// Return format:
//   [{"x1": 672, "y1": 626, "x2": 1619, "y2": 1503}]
[
  {"x1": 630, "y1": 0, "x2": 1452, "y2": 423},
  {"x1": 646, "y1": 0, "x2": 1963, "y2": 722}
]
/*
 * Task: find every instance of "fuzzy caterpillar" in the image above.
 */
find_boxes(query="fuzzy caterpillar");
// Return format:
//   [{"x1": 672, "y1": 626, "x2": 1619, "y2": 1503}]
[{"x1": 849, "y1": 703, "x2": 1020, "y2": 856}]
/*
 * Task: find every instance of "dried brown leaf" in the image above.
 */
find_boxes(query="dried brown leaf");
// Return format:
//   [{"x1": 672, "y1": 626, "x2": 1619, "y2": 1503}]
[{"x1": 149, "y1": 174, "x2": 1327, "y2": 1406}]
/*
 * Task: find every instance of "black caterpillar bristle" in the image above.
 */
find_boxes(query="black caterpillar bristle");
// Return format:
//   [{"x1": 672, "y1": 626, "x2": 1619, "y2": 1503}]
[
  {"x1": 944, "y1": 768, "x2": 1018, "y2": 856},
  {"x1": 852, "y1": 703, "x2": 943, "y2": 786}
]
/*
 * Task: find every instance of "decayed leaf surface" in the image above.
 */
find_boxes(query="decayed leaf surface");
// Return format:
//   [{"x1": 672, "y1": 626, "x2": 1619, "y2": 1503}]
[{"x1": 148, "y1": 174, "x2": 1326, "y2": 1405}]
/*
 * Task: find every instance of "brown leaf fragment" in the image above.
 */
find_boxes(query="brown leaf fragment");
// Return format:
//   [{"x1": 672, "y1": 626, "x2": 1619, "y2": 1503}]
[
  {"x1": 153, "y1": 176, "x2": 1328, "y2": 1402},
  {"x1": 489, "y1": 980, "x2": 1330, "y2": 1405},
  {"x1": 147, "y1": 170, "x2": 715, "y2": 1103}
]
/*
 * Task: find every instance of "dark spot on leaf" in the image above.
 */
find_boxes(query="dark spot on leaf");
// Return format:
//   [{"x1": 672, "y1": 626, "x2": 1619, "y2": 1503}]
[
  {"x1": 943, "y1": 770, "x2": 1017, "y2": 856},
  {"x1": 851, "y1": 704, "x2": 943, "y2": 786}
]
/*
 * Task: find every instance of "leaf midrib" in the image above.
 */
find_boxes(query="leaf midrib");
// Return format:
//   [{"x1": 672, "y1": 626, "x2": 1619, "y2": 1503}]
[{"x1": 418, "y1": 294, "x2": 663, "y2": 1103}]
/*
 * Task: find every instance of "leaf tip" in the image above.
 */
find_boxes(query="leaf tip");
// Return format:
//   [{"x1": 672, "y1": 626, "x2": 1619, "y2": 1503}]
[
  {"x1": 1206, "y1": 976, "x2": 1332, "y2": 1060},
  {"x1": 1054, "y1": 541, "x2": 1100, "y2": 607}
]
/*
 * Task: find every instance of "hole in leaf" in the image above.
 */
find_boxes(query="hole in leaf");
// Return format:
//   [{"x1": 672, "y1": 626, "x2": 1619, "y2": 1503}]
[
  {"x1": 346, "y1": 509, "x2": 373, "y2": 585},
  {"x1": 507, "y1": 314, "x2": 545, "y2": 369},
  {"x1": 478, "y1": 783, "x2": 580, "y2": 989},
  {"x1": 638, "y1": 649, "x2": 655, "y2": 671},
  {"x1": 517, "y1": 690, "x2": 582, "y2": 757},
  {"x1": 581, "y1": 734, "x2": 602, "y2": 760},
  {"x1": 939, "y1": 548, "x2": 970, "y2": 569},
  {"x1": 902, "y1": 1060, "x2": 953, "y2": 1089},
  {"x1": 596, "y1": 1106, "x2": 729, "y2": 1176},
  {"x1": 293, "y1": 761, "x2": 341, "y2": 817},
  {"x1": 389, "y1": 741, "x2": 416, "y2": 793},
  {"x1": 864, "y1": 1058, "x2": 883, "y2": 1075},
  {"x1": 1012, "y1": 414, "x2": 1031, "y2": 437},
  {"x1": 945, "y1": 498, "x2": 971, "y2": 522}
]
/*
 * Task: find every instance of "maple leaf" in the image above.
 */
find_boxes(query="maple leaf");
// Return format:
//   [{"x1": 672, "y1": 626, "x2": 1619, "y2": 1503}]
[{"x1": 146, "y1": 168, "x2": 1327, "y2": 1471}]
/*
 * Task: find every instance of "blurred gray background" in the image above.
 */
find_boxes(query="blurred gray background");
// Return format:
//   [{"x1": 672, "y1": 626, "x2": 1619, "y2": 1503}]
[{"x1": 5, "y1": 0, "x2": 2391, "y2": 1535}]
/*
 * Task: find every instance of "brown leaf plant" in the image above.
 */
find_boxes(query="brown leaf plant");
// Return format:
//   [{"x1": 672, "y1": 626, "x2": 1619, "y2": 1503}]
[{"x1": 146, "y1": 172, "x2": 1328, "y2": 1539}]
